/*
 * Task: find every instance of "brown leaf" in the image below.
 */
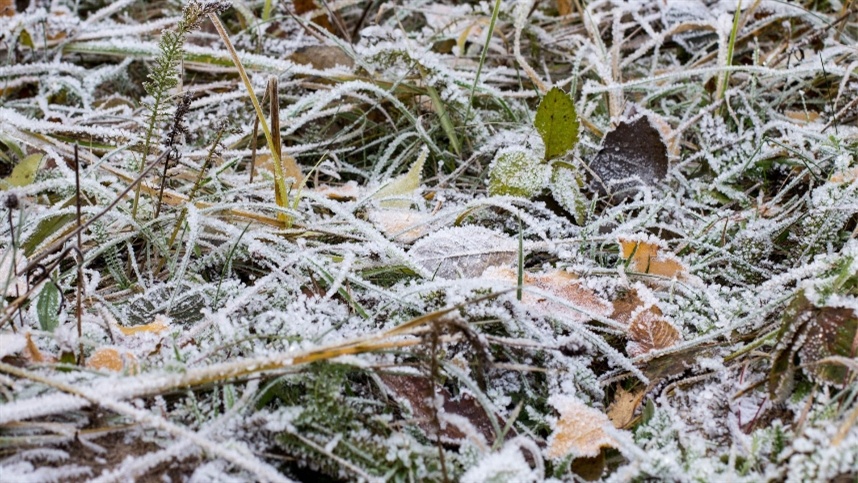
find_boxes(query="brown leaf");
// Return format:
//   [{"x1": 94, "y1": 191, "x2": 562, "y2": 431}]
[
  {"x1": 626, "y1": 308, "x2": 680, "y2": 357},
  {"x1": 547, "y1": 395, "x2": 618, "y2": 459},
  {"x1": 1, "y1": 0, "x2": 14, "y2": 17},
  {"x1": 611, "y1": 288, "x2": 648, "y2": 325},
  {"x1": 289, "y1": 45, "x2": 354, "y2": 70},
  {"x1": 379, "y1": 374, "x2": 504, "y2": 445},
  {"x1": 24, "y1": 332, "x2": 54, "y2": 363},
  {"x1": 483, "y1": 268, "x2": 613, "y2": 322},
  {"x1": 556, "y1": 0, "x2": 573, "y2": 16},
  {"x1": 607, "y1": 386, "x2": 646, "y2": 429},
  {"x1": 619, "y1": 236, "x2": 688, "y2": 279}
]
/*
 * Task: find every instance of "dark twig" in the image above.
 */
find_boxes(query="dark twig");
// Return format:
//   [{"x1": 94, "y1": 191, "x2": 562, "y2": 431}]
[
  {"x1": 5, "y1": 194, "x2": 21, "y2": 333},
  {"x1": 74, "y1": 144, "x2": 84, "y2": 363}
]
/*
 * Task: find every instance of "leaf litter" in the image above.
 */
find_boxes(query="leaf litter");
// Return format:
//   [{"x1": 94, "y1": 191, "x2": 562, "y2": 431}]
[{"x1": 1, "y1": 0, "x2": 858, "y2": 481}]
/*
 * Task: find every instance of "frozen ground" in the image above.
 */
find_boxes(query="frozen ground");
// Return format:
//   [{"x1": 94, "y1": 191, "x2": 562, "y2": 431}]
[{"x1": 1, "y1": 0, "x2": 857, "y2": 481}]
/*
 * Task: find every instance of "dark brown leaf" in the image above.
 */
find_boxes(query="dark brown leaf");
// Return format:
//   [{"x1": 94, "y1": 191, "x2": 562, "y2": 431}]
[
  {"x1": 588, "y1": 116, "x2": 669, "y2": 199},
  {"x1": 379, "y1": 374, "x2": 504, "y2": 445}
]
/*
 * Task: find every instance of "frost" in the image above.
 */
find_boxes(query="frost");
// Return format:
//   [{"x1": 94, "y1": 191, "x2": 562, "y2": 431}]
[
  {"x1": 409, "y1": 226, "x2": 517, "y2": 279},
  {"x1": 488, "y1": 147, "x2": 549, "y2": 198}
]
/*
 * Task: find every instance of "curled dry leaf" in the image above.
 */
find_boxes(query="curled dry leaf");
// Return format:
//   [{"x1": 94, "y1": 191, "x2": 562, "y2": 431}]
[
  {"x1": 626, "y1": 307, "x2": 681, "y2": 357},
  {"x1": 86, "y1": 348, "x2": 138, "y2": 374},
  {"x1": 482, "y1": 267, "x2": 613, "y2": 322},
  {"x1": 547, "y1": 395, "x2": 619, "y2": 459},
  {"x1": 619, "y1": 235, "x2": 687, "y2": 279},
  {"x1": 24, "y1": 332, "x2": 55, "y2": 363}
]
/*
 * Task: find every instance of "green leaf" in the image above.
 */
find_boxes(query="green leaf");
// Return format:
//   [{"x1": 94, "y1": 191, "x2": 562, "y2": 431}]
[
  {"x1": 373, "y1": 147, "x2": 428, "y2": 209},
  {"x1": 488, "y1": 148, "x2": 548, "y2": 198},
  {"x1": 535, "y1": 87, "x2": 579, "y2": 161},
  {"x1": 1, "y1": 153, "x2": 44, "y2": 189},
  {"x1": 37, "y1": 282, "x2": 61, "y2": 333}
]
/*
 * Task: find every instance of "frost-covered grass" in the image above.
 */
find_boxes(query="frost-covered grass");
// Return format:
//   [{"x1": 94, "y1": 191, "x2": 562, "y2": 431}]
[{"x1": 1, "y1": 0, "x2": 858, "y2": 481}]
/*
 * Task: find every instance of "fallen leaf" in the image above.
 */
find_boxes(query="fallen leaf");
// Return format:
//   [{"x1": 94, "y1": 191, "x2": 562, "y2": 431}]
[
  {"x1": 314, "y1": 180, "x2": 361, "y2": 200},
  {"x1": 86, "y1": 348, "x2": 138, "y2": 374},
  {"x1": 368, "y1": 208, "x2": 433, "y2": 243},
  {"x1": 379, "y1": 374, "x2": 504, "y2": 445},
  {"x1": 1, "y1": 0, "x2": 14, "y2": 17},
  {"x1": 626, "y1": 307, "x2": 681, "y2": 357},
  {"x1": 117, "y1": 316, "x2": 170, "y2": 336},
  {"x1": 607, "y1": 386, "x2": 646, "y2": 429},
  {"x1": 589, "y1": 115, "x2": 668, "y2": 199},
  {"x1": 289, "y1": 45, "x2": 354, "y2": 70},
  {"x1": 619, "y1": 236, "x2": 688, "y2": 279},
  {"x1": 373, "y1": 147, "x2": 427, "y2": 209},
  {"x1": 556, "y1": 0, "x2": 573, "y2": 16},
  {"x1": 611, "y1": 288, "x2": 647, "y2": 325},
  {"x1": 1, "y1": 153, "x2": 44, "y2": 189},
  {"x1": 785, "y1": 110, "x2": 821, "y2": 124},
  {"x1": 409, "y1": 226, "x2": 517, "y2": 279},
  {"x1": 547, "y1": 395, "x2": 618, "y2": 459},
  {"x1": 24, "y1": 332, "x2": 55, "y2": 363},
  {"x1": 483, "y1": 267, "x2": 613, "y2": 322}
]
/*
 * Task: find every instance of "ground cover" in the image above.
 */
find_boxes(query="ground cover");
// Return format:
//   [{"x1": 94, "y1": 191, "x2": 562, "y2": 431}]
[{"x1": 1, "y1": 0, "x2": 857, "y2": 481}]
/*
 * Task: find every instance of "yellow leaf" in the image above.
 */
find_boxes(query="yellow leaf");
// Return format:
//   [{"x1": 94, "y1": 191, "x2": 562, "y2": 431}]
[
  {"x1": 373, "y1": 147, "x2": 427, "y2": 209},
  {"x1": 547, "y1": 395, "x2": 619, "y2": 459},
  {"x1": 1, "y1": 153, "x2": 44, "y2": 189},
  {"x1": 607, "y1": 387, "x2": 646, "y2": 429},
  {"x1": 618, "y1": 236, "x2": 687, "y2": 279}
]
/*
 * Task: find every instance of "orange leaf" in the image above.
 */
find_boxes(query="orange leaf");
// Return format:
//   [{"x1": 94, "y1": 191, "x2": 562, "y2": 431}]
[
  {"x1": 117, "y1": 318, "x2": 169, "y2": 336},
  {"x1": 619, "y1": 236, "x2": 687, "y2": 279},
  {"x1": 86, "y1": 348, "x2": 138, "y2": 373},
  {"x1": 547, "y1": 395, "x2": 618, "y2": 458},
  {"x1": 24, "y1": 332, "x2": 53, "y2": 363}
]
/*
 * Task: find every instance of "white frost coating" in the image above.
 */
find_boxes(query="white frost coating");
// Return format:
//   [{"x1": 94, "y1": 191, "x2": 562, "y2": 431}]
[
  {"x1": 461, "y1": 439, "x2": 542, "y2": 483},
  {"x1": 409, "y1": 226, "x2": 517, "y2": 279}
]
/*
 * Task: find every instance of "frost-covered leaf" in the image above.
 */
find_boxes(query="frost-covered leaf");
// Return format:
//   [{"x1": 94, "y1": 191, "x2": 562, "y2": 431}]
[
  {"x1": 488, "y1": 147, "x2": 549, "y2": 198},
  {"x1": 771, "y1": 292, "x2": 858, "y2": 394},
  {"x1": 314, "y1": 180, "x2": 361, "y2": 200},
  {"x1": 607, "y1": 386, "x2": 646, "y2": 429},
  {"x1": 626, "y1": 307, "x2": 680, "y2": 357},
  {"x1": 368, "y1": 208, "x2": 433, "y2": 243},
  {"x1": 373, "y1": 147, "x2": 427, "y2": 209},
  {"x1": 619, "y1": 235, "x2": 687, "y2": 279},
  {"x1": 589, "y1": 116, "x2": 668, "y2": 199},
  {"x1": 535, "y1": 87, "x2": 578, "y2": 161},
  {"x1": 550, "y1": 164, "x2": 587, "y2": 225},
  {"x1": 547, "y1": 395, "x2": 619, "y2": 458},
  {"x1": 116, "y1": 315, "x2": 170, "y2": 337},
  {"x1": 36, "y1": 281, "x2": 61, "y2": 333},
  {"x1": 483, "y1": 267, "x2": 613, "y2": 322},
  {"x1": 1, "y1": 153, "x2": 43, "y2": 189},
  {"x1": 86, "y1": 347, "x2": 138, "y2": 373},
  {"x1": 409, "y1": 226, "x2": 517, "y2": 279},
  {"x1": 379, "y1": 374, "x2": 500, "y2": 444}
]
